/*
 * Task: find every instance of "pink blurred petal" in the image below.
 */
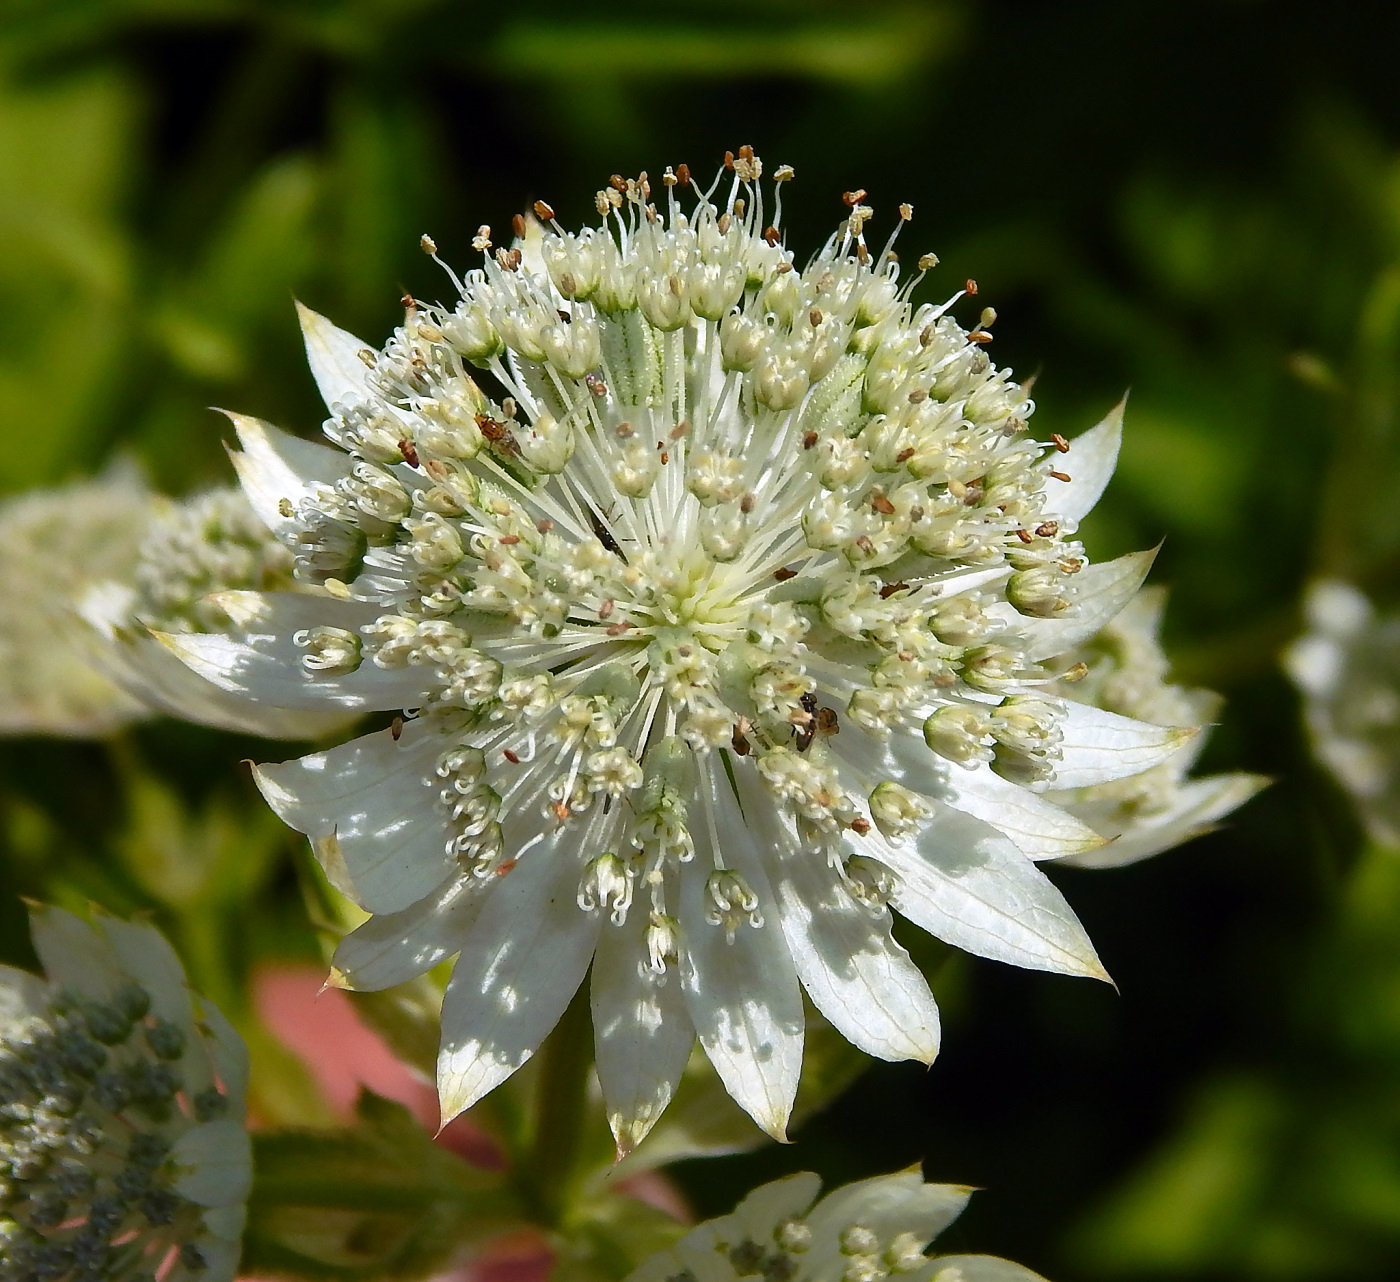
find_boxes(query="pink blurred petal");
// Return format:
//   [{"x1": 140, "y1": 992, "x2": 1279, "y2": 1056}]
[{"x1": 252, "y1": 963, "x2": 504, "y2": 1168}]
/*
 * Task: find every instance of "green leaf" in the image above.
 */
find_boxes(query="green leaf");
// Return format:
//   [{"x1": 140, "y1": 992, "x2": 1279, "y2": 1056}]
[{"x1": 244, "y1": 1090, "x2": 523, "y2": 1282}]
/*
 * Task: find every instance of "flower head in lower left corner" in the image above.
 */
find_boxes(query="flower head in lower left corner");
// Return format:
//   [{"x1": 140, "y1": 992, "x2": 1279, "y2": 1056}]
[{"x1": 0, "y1": 905, "x2": 250, "y2": 1282}]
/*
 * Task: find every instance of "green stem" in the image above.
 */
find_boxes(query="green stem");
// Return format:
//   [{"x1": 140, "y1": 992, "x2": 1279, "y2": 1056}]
[{"x1": 519, "y1": 982, "x2": 594, "y2": 1229}]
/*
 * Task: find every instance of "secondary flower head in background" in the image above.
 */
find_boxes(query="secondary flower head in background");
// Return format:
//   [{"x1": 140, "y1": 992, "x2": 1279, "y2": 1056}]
[
  {"x1": 1044, "y1": 588, "x2": 1267, "y2": 868},
  {"x1": 0, "y1": 904, "x2": 251, "y2": 1282},
  {"x1": 626, "y1": 1169, "x2": 1046, "y2": 1282},
  {"x1": 0, "y1": 468, "x2": 155, "y2": 737},
  {"x1": 83, "y1": 486, "x2": 352, "y2": 740},
  {"x1": 1285, "y1": 579, "x2": 1400, "y2": 847},
  {"x1": 170, "y1": 148, "x2": 1204, "y2": 1151}
]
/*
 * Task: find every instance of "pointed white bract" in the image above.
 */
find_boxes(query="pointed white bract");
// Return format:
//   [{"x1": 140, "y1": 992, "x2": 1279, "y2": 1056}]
[
  {"x1": 179, "y1": 152, "x2": 1224, "y2": 1148},
  {"x1": 0, "y1": 905, "x2": 251, "y2": 1282},
  {"x1": 1047, "y1": 587, "x2": 1266, "y2": 868},
  {"x1": 1285, "y1": 579, "x2": 1400, "y2": 848},
  {"x1": 624, "y1": 1170, "x2": 1048, "y2": 1282}
]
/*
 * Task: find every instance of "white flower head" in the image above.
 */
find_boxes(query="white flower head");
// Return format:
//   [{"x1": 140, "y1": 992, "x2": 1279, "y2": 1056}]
[
  {"x1": 0, "y1": 904, "x2": 251, "y2": 1282},
  {"x1": 1285, "y1": 578, "x2": 1400, "y2": 846},
  {"x1": 178, "y1": 150, "x2": 1203, "y2": 1149},
  {"x1": 1045, "y1": 587, "x2": 1267, "y2": 868},
  {"x1": 0, "y1": 468, "x2": 155, "y2": 737},
  {"x1": 82, "y1": 486, "x2": 353, "y2": 739},
  {"x1": 626, "y1": 1169, "x2": 1047, "y2": 1282}
]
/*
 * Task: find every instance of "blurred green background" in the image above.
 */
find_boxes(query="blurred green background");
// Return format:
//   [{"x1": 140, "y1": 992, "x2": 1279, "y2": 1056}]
[{"x1": 5, "y1": 1, "x2": 1400, "y2": 1278}]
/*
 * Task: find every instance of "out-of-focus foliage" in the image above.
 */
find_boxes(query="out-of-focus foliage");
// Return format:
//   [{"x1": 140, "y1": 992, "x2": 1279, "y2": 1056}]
[{"x1": 5, "y1": 1, "x2": 1400, "y2": 1279}]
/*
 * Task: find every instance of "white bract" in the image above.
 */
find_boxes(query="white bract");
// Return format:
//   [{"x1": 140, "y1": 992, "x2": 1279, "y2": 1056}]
[
  {"x1": 83, "y1": 486, "x2": 351, "y2": 739},
  {"x1": 625, "y1": 1169, "x2": 1047, "y2": 1282},
  {"x1": 174, "y1": 151, "x2": 1200, "y2": 1149},
  {"x1": 1045, "y1": 588, "x2": 1266, "y2": 868},
  {"x1": 0, "y1": 905, "x2": 250, "y2": 1282},
  {"x1": 1285, "y1": 579, "x2": 1400, "y2": 847}
]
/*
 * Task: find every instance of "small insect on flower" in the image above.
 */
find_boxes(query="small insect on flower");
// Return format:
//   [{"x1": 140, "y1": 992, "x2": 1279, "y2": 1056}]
[{"x1": 174, "y1": 148, "x2": 1213, "y2": 1153}]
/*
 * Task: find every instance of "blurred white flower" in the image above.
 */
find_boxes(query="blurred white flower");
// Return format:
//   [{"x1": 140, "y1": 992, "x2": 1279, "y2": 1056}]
[
  {"x1": 0, "y1": 904, "x2": 250, "y2": 1282},
  {"x1": 626, "y1": 1169, "x2": 1047, "y2": 1282},
  {"x1": 0, "y1": 468, "x2": 155, "y2": 736},
  {"x1": 171, "y1": 150, "x2": 1199, "y2": 1148},
  {"x1": 1045, "y1": 588, "x2": 1267, "y2": 868},
  {"x1": 83, "y1": 486, "x2": 351, "y2": 739},
  {"x1": 1285, "y1": 579, "x2": 1400, "y2": 846}
]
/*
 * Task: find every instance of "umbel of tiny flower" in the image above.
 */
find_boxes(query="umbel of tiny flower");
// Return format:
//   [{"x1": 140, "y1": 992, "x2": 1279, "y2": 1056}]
[
  {"x1": 82, "y1": 486, "x2": 354, "y2": 739},
  {"x1": 1042, "y1": 587, "x2": 1267, "y2": 868},
  {"x1": 0, "y1": 904, "x2": 251, "y2": 1282},
  {"x1": 167, "y1": 147, "x2": 1199, "y2": 1151},
  {"x1": 625, "y1": 1169, "x2": 1047, "y2": 1282}
]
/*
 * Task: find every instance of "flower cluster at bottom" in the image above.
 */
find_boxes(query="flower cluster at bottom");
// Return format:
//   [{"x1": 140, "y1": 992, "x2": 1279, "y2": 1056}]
[
  {"x1": 0, "y1": 906, "x2": 250, "y2": 1282},
  {"x1": 627, "y1": 1170, "x2": 1044, "y2": 1282}
]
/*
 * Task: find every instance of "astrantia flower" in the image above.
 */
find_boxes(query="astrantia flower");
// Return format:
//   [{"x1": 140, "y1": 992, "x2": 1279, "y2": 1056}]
[
  {"x1": 1285, "y1": 579, "x2": 1400, "y2": 847},
  {"x1": 0, "y1": 469, "x2": 154, "y2": 737},
  {"x1": 169, "y1": 150, "x2": 1197, "y2": 1148},
  {"x1": 0, "y1": 905, "x2": 250, "y2": 1282},
  {"x1": 625, "y1": 1169, "x2": 1046, "y2": 1282},
  {"x1": 83, "y1": 486, "x2": 353, "y2": 739},
  {"x1": 1043, "y1": 588, "x2": 1266, "y2": 868}
]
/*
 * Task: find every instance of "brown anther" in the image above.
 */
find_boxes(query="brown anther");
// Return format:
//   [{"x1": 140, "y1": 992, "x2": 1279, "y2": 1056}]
[
  {"x1": 494, "y1": 859, "x2": 517, "y2": 877},
  {"x1": 909, "y1": 505, "x2": 925, "y2": 522},
  {"x1": 740, "y1": 492, "x2": 756, "y2": 515},
  {"x1": 533, "y1": 199, "x2": 555, "y2": 221},
  {"x1": 511, "y1": 213, "x2": 526, "y2": 239},
  {"x1": 816, "y1": 706, "x2": 840, "y2": 736},
  {"x1": 606, "y1": 621, "x2": 632, "y2": 637},
  {"x1": 391, "y1": 716, "x2": 404, "y2": 741},
  {"x1": 609, "y1": 174, "x2": 627, "y2": 192},
  {"x1": 849, "y1": 817, "x2": 872, "y2": 836},
  {"x1": 357, "y1": 347, "x2": 376, "y2": 367},
  {"x1": 400, "y1": 293, "x2": 418, "y2": 309},
  {"x1": 598, "y1": 599, "x2": 615, "y2": 620},
  {"x1": 871, "y1": 493, "x2": 896, "y2": 515},
  {"x1": 965, "y1": 279, "x2": 979, "y2": 295},
  {"x1": 1051, "y1": 433, "x2": 1071, "y2": 453},
  {"x1": 670, "y1": 420, "x2": 691, "y2": 439},
  {"x1": 731, "y1": 721, "x2": 752, "y2": 757},
  {"x1": 475, "y1": 414, "x2": 507, "y2": 441},
  {"x1": 499, "y1": 534, "x2": 521, "y2": 545},
  {"x1": 842, "y1": 189, "x2": 868, "y2": 207},
  {"x1": 896, "y1": 447, "x2": 916, "y2": 463},
  {"x1": 503, "y1": 749, "x2": 521, "y2": 764},
  {"x1": 557, "y1": 309, "x2": 571, "y2": 324},
  {"x1": 764, "y1": 225, "x2": 781, "y2": 246},
  {"x1": 809, "y1": 308, "x2": 824, "y2": 327},
  {"x1": 723, "y1": 151, "x2": 735, "y2": 170},
  {"x1": 424, "y1": 459, "x2": 449, "y2": 480},
  {"x1": 615, "y1": 421, "x2": 635, "y2": 438},
  {"x1": 968, "y1": 330, "x2": 993, "y2": 344},
  {"x1": 537, "y1": 518, "x2": 554, "y2": 533},
  {"x1": 398, "y1": 438, "x2": 420, "y2": 467},
  {"x1": 909, "y1": 388, "x2": 929, "y2": 404},
  {"x1": 676, "y1": 163, "x2": 691, "y2": 186},
  {"x1": 1016, "y1": 529, "x2": 1035, "y2": 544},
  {"x1": 739, "y1": 144, "x2": 755, "y2": 162},
  {"x1": 774, "y1": 566, "x2": 798, "y2": 581},
  {"x1": 1049, "y1": 470, "x2": 1072, "y2": 483},
  {"x1": 717, "y1": 213, "x2": 732, "y2": 234},
  {"x1": 1034, "y1": 521, "x2": 1059, "y2": 538},
  {"x1": 802, "y1": 430, "x2": 819, "y2": 450},
  {"x1": 898, "y1": 202, "x2": 913, "y2": 221},
  {"x1": 855, "y1": 535, "x2": 876, "y2": 556},
  {"x1": 420, "y1": 234, "x2": 437, "y2": 254},
  {"x1": 552, "y1": 801, "x2": 571, "y2": 821},
  {"x1": 879, "y1": 581, "x2": 908, "y2": 599},
  {"x1": 1062, "y1": 662, "x2": 1090, "y2": 682},
  {"x1": 660, "y1": 451, "x2": 670, "y2": 465}
]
